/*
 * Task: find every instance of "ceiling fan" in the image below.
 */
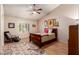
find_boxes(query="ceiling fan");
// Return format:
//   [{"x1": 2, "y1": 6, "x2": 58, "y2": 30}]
[{"x1": 27, "y1": 4, "x2": 42, "y2": 14}]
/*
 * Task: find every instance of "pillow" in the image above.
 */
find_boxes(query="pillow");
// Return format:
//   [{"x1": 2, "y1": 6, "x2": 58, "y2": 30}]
[
  {"x1": 48, "y1": 29, "x2": 52, "y2": 33},
  {"x1": 6, "y1": 33, "x2": 12, "y2": 38},
  {"x1": 44, "y1": 28, "x2": 49, "y2": 33}
]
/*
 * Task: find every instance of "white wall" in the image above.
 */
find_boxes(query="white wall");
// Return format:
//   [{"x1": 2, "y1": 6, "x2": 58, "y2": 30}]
[
  {"x1": 48, "y1": 4, "x2": 78, "y2": 19},
  {"x1": 75, "y1": 6, "x2": 79, "y2": 24},
  {"x1": 57, "y1": 16, "x2": 75, "y2": 43},
  {"x1": 0, "y1": 4, "x2": 4, "y2": 46},
  {"x1": 0, "y1": 4, "x2": 4, "y2": 53},
  {"x1": 75, "y1": 19, "x2": 79, "y2": 24},
  {"x1": 38, "y1": 4, "x2": 77, "y2": 43},
  {"x1": 0, "y1": 5, "x2": 1, "y2": 43},
  {"x1": 0, "y1": 4, "x2": 1, "y2": 53},
  {"x1": 4, "y1": 16, "x2": 37, "y2": 39},
  {"x1": 0, "y1": 4, "x2": 1, "y2": 49}
]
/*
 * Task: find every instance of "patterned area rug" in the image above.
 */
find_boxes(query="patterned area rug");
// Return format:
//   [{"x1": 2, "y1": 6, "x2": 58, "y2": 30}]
[{"x1": 1, "y1": 40, "x2": 46, "y2": 55}]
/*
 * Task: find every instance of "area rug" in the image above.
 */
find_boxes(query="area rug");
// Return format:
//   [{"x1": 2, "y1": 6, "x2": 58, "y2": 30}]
[{"x1": 1, "y1": 42, "x2": 46, "y2": 55}]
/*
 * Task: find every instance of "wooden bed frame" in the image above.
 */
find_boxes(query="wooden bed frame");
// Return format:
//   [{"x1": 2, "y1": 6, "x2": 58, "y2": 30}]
[{"x1": 29, "y1": 28, "x2": 58, "y2": 48}]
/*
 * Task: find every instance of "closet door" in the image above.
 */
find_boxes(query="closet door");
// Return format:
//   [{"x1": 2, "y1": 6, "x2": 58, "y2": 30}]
[{"x1": 68, "y1": 25, "x2": 78, "y2": 55}]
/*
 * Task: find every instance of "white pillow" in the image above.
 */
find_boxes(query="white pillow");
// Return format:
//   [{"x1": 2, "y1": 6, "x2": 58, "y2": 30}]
[
  {"x1": 48, "y1": 29, "x2": 52, "y2": 33},
  {"x1": 6, "y1": 33, "x2": 12, "y2": 38}
]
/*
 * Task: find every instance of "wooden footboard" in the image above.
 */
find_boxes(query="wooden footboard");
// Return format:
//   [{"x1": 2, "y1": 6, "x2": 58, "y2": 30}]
[{"x1": 30, "y1": 33, "x2": 42, "y2": 47}]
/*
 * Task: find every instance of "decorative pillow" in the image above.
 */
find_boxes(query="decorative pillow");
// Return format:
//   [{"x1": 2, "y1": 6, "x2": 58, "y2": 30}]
[
  {"x1": 44, "y1": 28, "x2": 49, "y2": 33},
  {"x1": 6, "y1": 33, "x2": 12, "y2": 38},
  {"x1": 48, "y1": 28, "x2": 52, "y2": 33}
]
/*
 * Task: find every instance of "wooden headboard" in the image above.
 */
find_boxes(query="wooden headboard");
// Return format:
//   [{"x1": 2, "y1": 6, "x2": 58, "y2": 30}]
[{"x1": 52, "y1": 28, "x2": 58, "y2": 40}]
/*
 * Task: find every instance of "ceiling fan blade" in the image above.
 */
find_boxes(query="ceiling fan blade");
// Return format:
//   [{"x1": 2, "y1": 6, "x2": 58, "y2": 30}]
[
  {"x1": 38, "y1": 8, "x2": 42, "y2": 10},
  {"x1": 36, "y1": 12, "x2": 41, "y2": 14},
  {"x1": 35, "y1": 8, "x2": 42, "y2": 11}
]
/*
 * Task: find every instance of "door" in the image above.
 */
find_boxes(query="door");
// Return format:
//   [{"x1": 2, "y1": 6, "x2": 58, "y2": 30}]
[{"x1": 68, "y1": 25, "x2": 78, "y2": 55}]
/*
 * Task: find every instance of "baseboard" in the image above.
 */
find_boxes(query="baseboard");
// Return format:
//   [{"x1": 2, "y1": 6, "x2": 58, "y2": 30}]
[{"x1": 58, "y1": 39, "x2": 68, "y2": 45}]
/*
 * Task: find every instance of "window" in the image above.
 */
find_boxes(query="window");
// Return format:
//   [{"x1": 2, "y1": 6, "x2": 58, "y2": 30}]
[{"x1": 19, "y1": 23, "x2": 29, "y2": 32}]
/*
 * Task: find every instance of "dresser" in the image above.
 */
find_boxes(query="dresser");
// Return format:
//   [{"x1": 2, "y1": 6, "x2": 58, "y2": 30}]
[{"x1": 68, "y1": 25, "x2": 79, "y2": 55}]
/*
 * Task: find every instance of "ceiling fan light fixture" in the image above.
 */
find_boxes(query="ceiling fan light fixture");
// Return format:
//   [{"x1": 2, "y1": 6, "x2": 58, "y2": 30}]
[{"x1": 32, "y1": 11, "x2": 36, "y2": 14}]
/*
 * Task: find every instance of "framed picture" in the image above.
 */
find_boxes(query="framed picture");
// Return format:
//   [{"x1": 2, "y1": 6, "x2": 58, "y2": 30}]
[
  {"x1": 47, "y1": 19, "x2": 59, "y2": 28},
  {"x1": 55, "y1": 21, "x2": 59, "y2": 26},
  {"x1": 32, "y1": 24, "x2": 36, "y2": 27},
  {"x1": 53, "y1": 19, "x2": 59, "y2": 26},
  {"x1": 8, "y1": 23, "x2": 15, "y2": 28},
  {"x1": 53, "y1": 19, "x2": 56, "y2": 26},
  {"x1": 48, "y1": 19, "x2": 53, "y2": 28}
]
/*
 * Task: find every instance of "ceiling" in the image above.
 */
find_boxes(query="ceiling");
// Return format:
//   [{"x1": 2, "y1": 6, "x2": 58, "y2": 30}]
[{"x1": 4, "y1": 4, "x2": 60, "y2": 20}]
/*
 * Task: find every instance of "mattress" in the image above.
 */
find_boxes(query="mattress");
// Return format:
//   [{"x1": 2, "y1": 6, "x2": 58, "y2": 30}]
[
  {"x1": 41, "y1": 33, "x2": 55, "y2": 42},
  {"x1": 31, "y1": 33, "x2": 55, "y2": 36}
]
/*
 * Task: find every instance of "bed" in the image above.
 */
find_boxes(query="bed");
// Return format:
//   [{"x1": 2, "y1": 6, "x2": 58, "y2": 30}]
[{"x1": 29, "y1": 28, "x2": 58, "y2": 48}]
